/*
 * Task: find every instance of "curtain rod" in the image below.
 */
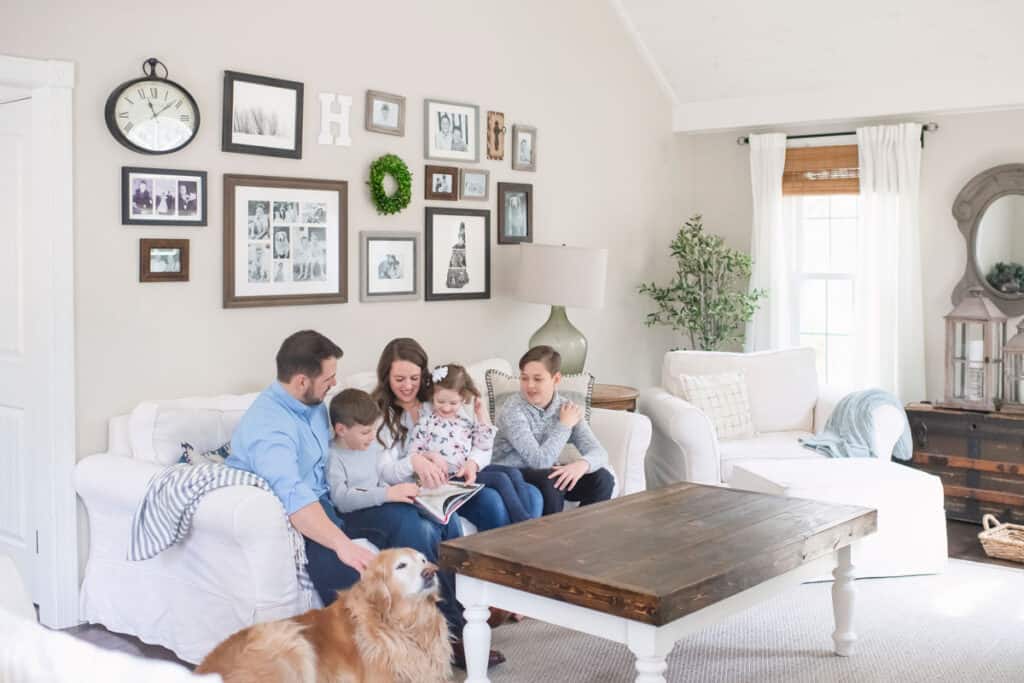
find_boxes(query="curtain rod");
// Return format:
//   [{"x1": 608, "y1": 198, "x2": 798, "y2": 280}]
[{"x1": 736, "y1": 122, "x2": 939, "y2": 146}]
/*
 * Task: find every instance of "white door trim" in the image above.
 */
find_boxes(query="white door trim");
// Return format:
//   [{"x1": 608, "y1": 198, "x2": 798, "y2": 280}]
[{"x1": 0, "y1": 53, "x2": 78, "y2": 628}]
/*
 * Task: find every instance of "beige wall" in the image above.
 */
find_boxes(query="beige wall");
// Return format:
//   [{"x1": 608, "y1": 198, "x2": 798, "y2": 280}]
[
  {"x1": 685, "y1": 109, "x2": 1024, "y2": 401},
  {"x1": 1, "y1": 0, "x2": 687, "y2": 456}
]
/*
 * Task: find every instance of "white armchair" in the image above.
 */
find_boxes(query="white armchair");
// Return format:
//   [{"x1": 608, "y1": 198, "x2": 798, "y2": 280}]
[{"x1": 638, "y1": 348, "x2": 906, "y2": 487}]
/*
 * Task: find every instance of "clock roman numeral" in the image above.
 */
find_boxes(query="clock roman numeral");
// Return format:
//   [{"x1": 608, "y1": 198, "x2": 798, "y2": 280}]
[
  {"x1": 173, "y1": 100, "x2": 182, "y2": 110},
  {"x1": 118, "y1": 112, "x2": 128, "y2": 118},
  {"x1": 150, "y1": 87, "x2": 158, "y2": 98},
  {"x1": 124, "y1": 122, "x2": 134, "y2": 133},
  {"x1": 180, "y1": 114, "x2": 191, "y2": 122},
  {"x1": 164, "y1": 91, "x2": 169, "y2": 100},
  {"x1": 123, "y1": 96, "x2": 134, "y2": 105},
  {"x1": 137, "y1": 88, "x2": 145, "y2": 99}
]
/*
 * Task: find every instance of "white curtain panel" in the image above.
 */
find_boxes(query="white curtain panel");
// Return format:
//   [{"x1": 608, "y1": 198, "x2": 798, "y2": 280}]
[
  {"x1": 855, "y1": 123, "x2": 926, "y2": 400},
  {"x1": 745, "y1": 133, "x2": 791, "y2": 351}
]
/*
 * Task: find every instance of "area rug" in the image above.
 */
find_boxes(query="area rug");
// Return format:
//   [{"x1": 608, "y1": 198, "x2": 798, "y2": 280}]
[{"x1": 461, "y1": 559, "x2": 1023, "y2": 682}]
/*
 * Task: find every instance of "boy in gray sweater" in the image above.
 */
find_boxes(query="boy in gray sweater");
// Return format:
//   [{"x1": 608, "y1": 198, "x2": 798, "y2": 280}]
[{"x1": 491, "y1": 346, "x2": 614, "y2": 515}]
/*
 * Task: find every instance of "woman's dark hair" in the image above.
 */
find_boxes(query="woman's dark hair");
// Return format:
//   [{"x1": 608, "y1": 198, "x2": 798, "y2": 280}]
[
  {"x1": 276, "y1": 330, "x2": 343, "y2": 382},
  {"x1": 372, "y1": 337, "x2": 431, "y2": 447}
]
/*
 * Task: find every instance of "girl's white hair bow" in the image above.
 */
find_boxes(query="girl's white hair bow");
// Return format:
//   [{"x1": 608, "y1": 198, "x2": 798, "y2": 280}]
[{"x1": 431, "y1": 365, "x2": 449, "y2": 383}]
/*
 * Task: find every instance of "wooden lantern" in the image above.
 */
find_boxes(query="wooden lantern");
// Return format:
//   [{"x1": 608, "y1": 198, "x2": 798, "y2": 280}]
[
  {"x1": 1002, "y1": 321, "x2": 1024, "y2": 413},
  {"x1": 942, "y1": 287, "x2": 1006, "y2": 412}
]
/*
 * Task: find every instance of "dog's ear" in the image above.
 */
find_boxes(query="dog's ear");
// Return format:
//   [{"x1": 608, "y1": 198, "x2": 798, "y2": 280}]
[{"x1": 354, "y1": 567, "x2": 393, "y2": 618}]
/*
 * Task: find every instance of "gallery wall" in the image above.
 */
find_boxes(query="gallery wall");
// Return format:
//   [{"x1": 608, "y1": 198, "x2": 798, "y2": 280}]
[
  {"x1": 682, "y1": 108, "x2": 1024, "y2": 400},
  {"x1": 1, "y1": 0, "x2": 688, "y2": 456}
]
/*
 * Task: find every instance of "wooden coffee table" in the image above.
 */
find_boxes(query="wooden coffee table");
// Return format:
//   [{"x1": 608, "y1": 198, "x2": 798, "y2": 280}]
[{"x1": 440, "y1": 483, "x2": 876, "y2": 683}]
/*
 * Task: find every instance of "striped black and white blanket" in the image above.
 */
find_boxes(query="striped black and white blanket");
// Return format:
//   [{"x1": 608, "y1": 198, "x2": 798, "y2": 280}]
[{"x1": 128, "y1": 462, "x2": 315, "y2": 608}]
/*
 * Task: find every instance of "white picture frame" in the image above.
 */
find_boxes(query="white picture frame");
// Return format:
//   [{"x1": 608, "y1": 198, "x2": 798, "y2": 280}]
[
  {"x1": 459, "y1": 168, "x2": 490, "y2": 201},
  {"x1": 424, "y1": 98, "x2": 480, "y2": 162}
]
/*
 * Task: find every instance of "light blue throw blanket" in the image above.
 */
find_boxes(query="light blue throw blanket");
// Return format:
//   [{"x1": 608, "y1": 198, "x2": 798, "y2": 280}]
[{"x1": 800, "y1": 389, "x2": 912, "y2": 461}]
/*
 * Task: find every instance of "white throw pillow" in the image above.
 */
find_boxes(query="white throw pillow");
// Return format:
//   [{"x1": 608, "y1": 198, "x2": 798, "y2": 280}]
[
  {"x1": 678, "y1": 371, "x2": 755, "y2": 440},
  {"x1": 484, "y1": 369, "x2": 594, "y2": 423}
]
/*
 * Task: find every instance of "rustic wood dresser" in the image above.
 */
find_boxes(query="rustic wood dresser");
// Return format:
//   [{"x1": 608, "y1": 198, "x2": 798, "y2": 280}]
[{"x1": 905, "y1": 403, "x2": 1024, "y2": 524}]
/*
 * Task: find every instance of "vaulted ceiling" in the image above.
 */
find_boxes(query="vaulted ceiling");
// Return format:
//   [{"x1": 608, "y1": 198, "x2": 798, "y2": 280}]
[{"x1": 611, "y1": 0, "x2": 1024, "y2": 132}]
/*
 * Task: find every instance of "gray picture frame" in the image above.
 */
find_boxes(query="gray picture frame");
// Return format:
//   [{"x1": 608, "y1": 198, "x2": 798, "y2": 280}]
[
  {"x1": 511, "y1": 124, "x2": 537, "y2": 172},
  {"x1": 359, "y1": 230, "x2": 419, "y2": 302},
  {"x1": 365, "y1": 90, "x2": 406, "y2": 136},
  {"x1": 423, "y1": 98, "x2": 480, "y2": 163},
  {"x1": 460, "y1": 168, "x2": 490, "y2": 201}
]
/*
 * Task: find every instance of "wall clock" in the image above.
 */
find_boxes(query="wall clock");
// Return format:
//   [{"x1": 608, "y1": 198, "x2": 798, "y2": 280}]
[{"x1": 104, "y1": 58, "x2": 200, "y2": 154}]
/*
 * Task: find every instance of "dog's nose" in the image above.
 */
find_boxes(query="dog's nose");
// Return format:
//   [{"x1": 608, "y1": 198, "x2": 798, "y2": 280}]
[{"x1": 421, "y1": 565, "x2": 437, "y2": 579}]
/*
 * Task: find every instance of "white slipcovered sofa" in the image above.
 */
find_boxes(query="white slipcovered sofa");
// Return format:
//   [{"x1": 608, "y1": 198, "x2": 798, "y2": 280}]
[{"x1": 74, "y1": 357, "x2": 652, "y2": 664}]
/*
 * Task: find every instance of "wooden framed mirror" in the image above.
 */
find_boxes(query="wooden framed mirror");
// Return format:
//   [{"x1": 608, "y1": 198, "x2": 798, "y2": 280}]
[{"x1": 952, "y1": 164, "x2": 1024, "y2": 316}]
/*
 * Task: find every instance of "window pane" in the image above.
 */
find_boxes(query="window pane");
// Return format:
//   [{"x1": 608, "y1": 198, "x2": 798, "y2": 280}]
[
  {"x1": 830, "y1": 195, "x2": 858, "y2": 218},
  {"x1": 827, "y1": 280, "x2": 854, "y2": 334},
  {"x1": 800, "y1": 280, "x2": 827, "y2": 333},
  {"x1": 830, "y1": 219, "x2": 857, "y2": 274},
  {"x1": 803, "y1": 195, "x2": 829, "y2": 218},
  {"x1": 801, "y1": 334, "x2": 828, "y2": 380},
  {"x1": 801, "y1": 219, "x2": 830, "y2": 271},
  {"x1": 827, "y1": 335, "x2": 854, "y2": 389}
]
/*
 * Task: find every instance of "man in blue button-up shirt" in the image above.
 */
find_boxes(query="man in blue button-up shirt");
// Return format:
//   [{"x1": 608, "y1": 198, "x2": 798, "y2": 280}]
[{"x1": 227, "y1": 330, "x2": 375, "y2": 598}]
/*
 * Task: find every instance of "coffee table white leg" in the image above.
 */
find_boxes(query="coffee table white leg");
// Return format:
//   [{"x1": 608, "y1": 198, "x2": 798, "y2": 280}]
[
  {"x1": 457, "y1": 576, "x2": 492, "y2": 683},
  {"x1": 831, "y1": 544, "x2": 857, "y2": 656},
  {"x1": 626, "y1": 621, "x2": 670, "y2": 683}
]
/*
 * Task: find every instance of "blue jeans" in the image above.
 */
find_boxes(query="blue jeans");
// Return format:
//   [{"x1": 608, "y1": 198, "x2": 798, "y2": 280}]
[
  {"x1": 341, "y1": 502, "x2": 465, "y2": 637},
  {"x1": 302, "y1": 497, "x2": 361, "y2": 607},
  {"x1": 476, "y1": 464, "x2": 542, "y2": 524},
  {"x1": 459, "y1": 481, "x2": 543, "y2": 531}
]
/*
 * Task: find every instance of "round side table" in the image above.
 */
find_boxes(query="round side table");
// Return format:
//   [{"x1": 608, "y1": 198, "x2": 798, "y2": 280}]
[{"x1": 592, "y1": 384, "x2": 639, "y2": 412}]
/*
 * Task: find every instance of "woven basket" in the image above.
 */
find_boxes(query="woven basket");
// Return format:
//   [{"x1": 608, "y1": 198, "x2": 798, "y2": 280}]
[{"x1": 978, "y1": 514, "x2": 1024, "y2": 563}]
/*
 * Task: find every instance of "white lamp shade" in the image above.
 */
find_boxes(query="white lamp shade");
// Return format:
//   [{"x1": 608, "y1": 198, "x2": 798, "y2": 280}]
[{"x1": 516, "y1": 243, "x2": 607, "y2": 308}]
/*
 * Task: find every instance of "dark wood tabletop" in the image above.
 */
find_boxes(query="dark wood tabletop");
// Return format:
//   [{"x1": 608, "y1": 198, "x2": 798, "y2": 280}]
[{"x1": 440, "y1": 483, "x2": 876, "y2": 626}]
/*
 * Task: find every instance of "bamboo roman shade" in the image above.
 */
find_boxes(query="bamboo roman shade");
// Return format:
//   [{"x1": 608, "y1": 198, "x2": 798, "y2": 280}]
[{"x1": 782, "y1": 144, "x2": 859, "y2": 195}]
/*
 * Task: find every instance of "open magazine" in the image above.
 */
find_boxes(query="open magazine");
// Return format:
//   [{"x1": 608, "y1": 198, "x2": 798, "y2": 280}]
[{"x1": 414, "y1": 481, "x2": 484, "y2": 524}]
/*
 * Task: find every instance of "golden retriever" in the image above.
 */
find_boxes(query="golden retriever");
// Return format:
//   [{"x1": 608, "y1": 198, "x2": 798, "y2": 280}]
[{"x1": 195, "y1": 548, "x2": 451, "y2": 683}]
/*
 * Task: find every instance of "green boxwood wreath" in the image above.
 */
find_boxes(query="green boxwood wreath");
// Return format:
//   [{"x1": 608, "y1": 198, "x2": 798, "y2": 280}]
[{"x1": 368, "y1": 154, "x2": 412, "y2": 215}]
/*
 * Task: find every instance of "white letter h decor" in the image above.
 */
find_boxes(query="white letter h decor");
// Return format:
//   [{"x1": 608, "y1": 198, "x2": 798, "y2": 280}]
[{"x1": 318, "y1": 93, "x2": 352, "y2": 146}]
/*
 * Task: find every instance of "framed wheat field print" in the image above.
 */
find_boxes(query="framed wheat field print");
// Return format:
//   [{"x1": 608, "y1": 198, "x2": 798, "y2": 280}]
[
  {"x1": 222, "y1": 71, "x2": 304, "y2": 159},
  {"x1": 223, "y1": 174, "x2": 347, "y2": 308},
  {"x1": 424, "y1": 207, "x2": 490, "y2": 301}
]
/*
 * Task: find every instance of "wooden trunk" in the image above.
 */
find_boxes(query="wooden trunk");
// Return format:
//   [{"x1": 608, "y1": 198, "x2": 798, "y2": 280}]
[{"x1": 905, "y1": 404, "x2": 1024, "y2": 524}]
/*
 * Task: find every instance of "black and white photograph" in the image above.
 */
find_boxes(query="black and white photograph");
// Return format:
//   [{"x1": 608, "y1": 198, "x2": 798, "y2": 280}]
[
  {"x1": 122, "y1": 167, "x2": 207, "y2": 226},
  {"x1": 512, "y1": 124, "x2": 537, "y2": 171},
  {"x1": 224, "y1": 174, "x2": 347, "y2": 308},
  {"x1": 360, "y1": 231, "x2": 418, "y2": 302},
  {"x1": 247, "y1": 200, "x2": 271, "y2": 239},
  {"x1": 365, "y1": 90, "x2": 405, "y2": 136},
  {"x1": 222, "y1": 71, "x2": 304, "y2": 159},
  {"x1": 460, "y1": 168, "x2": 489, "y2": 201},
  {"x1": 424, "y1": 99, "x2": 480, "y2": 162},
  {"x1": 498, "y1": 182, "x2": 533, "y2": 244},
  {"x1": 273, "y1": 225, "x2": 291, "y2": 259},
  {"x1": 425, "y1": 207, "x2": 490, "y2": 301},
  {"x1": 425, "y1": 165, "x2": 458, "y2": 201},
  {"x1": 140, "y1": 238, "x2": 189, "y2": 282}
]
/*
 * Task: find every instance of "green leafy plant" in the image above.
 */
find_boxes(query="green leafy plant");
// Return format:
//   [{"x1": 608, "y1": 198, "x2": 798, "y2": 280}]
[
  {"x1": 368, "y1": 154, "x2": 412, "y2": 215},
  {"x1": 638, "y1": 214, "x2": 766, "y2": 350}
]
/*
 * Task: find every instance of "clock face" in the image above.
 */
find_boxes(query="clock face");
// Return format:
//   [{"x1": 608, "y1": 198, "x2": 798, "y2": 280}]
[{"x1": 108, "y1": 78, "x2": 199, "y2": 153}]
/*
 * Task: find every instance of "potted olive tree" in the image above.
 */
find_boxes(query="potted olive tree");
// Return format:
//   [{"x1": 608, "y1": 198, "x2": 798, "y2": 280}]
[{"x1": 639, "y1": 214, "x2": 766, "y2": 350}]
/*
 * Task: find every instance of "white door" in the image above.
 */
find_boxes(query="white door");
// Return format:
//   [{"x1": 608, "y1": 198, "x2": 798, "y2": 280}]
[{"x1": 0, "y1": 94, "x2": 43, "y2": 608}]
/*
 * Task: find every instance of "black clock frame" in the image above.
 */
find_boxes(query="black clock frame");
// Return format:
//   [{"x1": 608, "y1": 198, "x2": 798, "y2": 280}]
[{"x1": 104, "y1": 66, "x2": 200, "y2": 155}]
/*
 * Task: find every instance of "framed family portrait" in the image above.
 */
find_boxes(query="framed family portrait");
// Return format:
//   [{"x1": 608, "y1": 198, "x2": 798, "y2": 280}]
[
  {"x1": 424, "y1": 165, "x2": 458, "y2": 201},
  {"x1": 122, "y1": 167, "x2": 206, "y2": 226},
  {"x1": 365, "y1": 90, "x2": 405, "y2": 136},
  {"x1": 486, "y1": 111, "x2": 505, "y2": 160},
  {"x1": 425, "y1": 207, "x2": 490, "y2": 301},
  {"x1": 222, "y1": 71, "x2": 304, "y2": 159},
  {"x1": 223, "y1": 174, "x2": 347, "y2": 308},
  {"x1": 511, "y1": 124, "x2": 537, "y2": 171},
  {"x1": 423, "y1": 98, "x2": 479, "y2": 162},
  {"x1": 140, "y1": 238, "x2": 189, "y2": 282},
  {"x1": 498, "y1": 182, "x2": 533, "y2": 244},
  {"x1": 359, "y1": 231, "x2": 418, "y2": 302},
  {"x1": 460, "y1": 168, "x2": 489, "y2": 201}
]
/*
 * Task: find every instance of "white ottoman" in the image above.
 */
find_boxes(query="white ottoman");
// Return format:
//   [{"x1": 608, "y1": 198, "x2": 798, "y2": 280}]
[{"x1": 728, "y1": 459, "x2": 948, "y2": 578}]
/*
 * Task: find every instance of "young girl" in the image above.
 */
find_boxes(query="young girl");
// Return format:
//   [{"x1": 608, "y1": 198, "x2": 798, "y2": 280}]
[{"x1": 407, "y1": 363, "x2": 538, "y2": 524}]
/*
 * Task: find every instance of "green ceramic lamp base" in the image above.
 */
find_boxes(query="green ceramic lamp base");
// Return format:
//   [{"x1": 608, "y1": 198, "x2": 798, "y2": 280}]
[{"x1": 528, "y1": 305, "x2": 587, "y2": 374}]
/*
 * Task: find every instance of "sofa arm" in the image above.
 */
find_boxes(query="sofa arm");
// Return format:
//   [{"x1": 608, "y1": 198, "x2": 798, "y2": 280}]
[
  {"x1": 813, "y1": 386, "x2": 906, "y2": 461},
  {"x1": 638, "y1": 388, "x2": 720, "y2": 486},
  {"x1": 589, "y1": 408, "x2": 651, "y2": 496}
]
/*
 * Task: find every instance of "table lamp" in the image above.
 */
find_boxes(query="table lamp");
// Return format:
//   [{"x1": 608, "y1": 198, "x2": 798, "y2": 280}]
[{"x1": 516, "y1": 243, "x2": 608, "y2": 373}]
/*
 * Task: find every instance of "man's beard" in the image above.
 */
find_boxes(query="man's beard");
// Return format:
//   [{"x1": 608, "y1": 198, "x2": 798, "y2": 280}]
[{"x1": 300, "y1": 385, "x2": 322, "y2": 406}]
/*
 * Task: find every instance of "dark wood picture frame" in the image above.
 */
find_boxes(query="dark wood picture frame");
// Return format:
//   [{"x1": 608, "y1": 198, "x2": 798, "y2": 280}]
[
  {"x1": 122, "y1": 167, "x2": 207, "y2": 226},
  {"x1": 223, "y1": 174, "x2": 348, "y2": 308},
  {"x1": 425, "y1": 165, "x2": 458, "y2": 201},
  {"x1": 140, "y1": 238, "x2": 189, "y2": 282},
  {"x1": 222, "y1": 71, "x2": 304, "y2": 159},
  {"x1": 425, "y1": 207, "x2": 490, "y2": 301},
  {"x1": 497, "y1": 182, "x2": 533, "y2": 244}
]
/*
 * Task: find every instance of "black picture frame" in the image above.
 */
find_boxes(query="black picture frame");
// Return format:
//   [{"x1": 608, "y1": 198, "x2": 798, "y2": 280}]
[
  {"x1": 222, "y1": 70, "x2": 304, "y2": 159},
  {"x1": 425, "y1": 207, "x2": 490, "y2": 301},
  {"x1": 122, "y1": 167, "x2": 207, "y2": 226},
  {"x1": 497, "y1": 182, "x2": 533, "y2": 244}
]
